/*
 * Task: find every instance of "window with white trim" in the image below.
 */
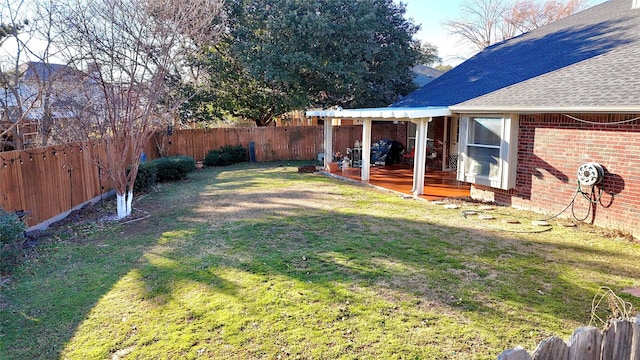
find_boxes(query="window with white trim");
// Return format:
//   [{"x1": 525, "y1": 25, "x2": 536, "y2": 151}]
[
  {"x1": 457, "y1": 115, "x2": 518, "y2": 190},
  {"x1": 407, "y1": 121, "x2": 435, "y2": 153}
]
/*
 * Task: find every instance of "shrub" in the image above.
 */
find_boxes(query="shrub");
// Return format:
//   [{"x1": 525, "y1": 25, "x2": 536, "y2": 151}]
[
  {"x1": 130, "y1": 161, "x2": 157, "y2": 193},
  {"x1": 204, "y1": 145, "x2": 247, "y2": 167},
  {"x1": 222, "y1": 145, "x2": 248, "y2": 163},
  {"x1": 171, "y1": 155, "x2": 197, "y2": 173},
  {"x1": 0, "y1": 208, "x2": 26, "y2": 274},
  {"x1": 152, "y1": 155, "x2": 196, "y2": 182},
  {"x1": 204, "y1": 150, "x2": 233, "y2": 167}
]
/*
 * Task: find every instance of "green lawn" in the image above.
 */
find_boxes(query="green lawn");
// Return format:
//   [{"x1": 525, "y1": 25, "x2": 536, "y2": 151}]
[{"x1": 1, "y1": 162, "x2": 639, "y2": 359}]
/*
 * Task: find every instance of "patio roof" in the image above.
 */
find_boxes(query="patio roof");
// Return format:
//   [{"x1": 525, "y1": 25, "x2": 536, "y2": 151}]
[{"x1": 305, "y1": 106, "x2": 451, "y2": 120}]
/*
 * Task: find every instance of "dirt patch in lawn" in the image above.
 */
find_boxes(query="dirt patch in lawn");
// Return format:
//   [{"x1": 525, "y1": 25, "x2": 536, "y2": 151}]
[
  {"x1": 622, "y1": 287, "x2": 640, "y2": 298},
  {"x1": 24, "y1": 199, "x2": 148, "y2": 249}
]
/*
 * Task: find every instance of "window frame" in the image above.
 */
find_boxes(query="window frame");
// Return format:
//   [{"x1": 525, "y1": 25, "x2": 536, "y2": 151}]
[
  {"x1": 457, "y1": 114, "x2": 518, "y2": 190},
  {"x1": 407, "y1": 120, "x2": 435, "y2": 152}
]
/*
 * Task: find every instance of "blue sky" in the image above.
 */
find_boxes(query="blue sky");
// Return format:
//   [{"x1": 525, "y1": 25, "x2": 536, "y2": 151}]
[{"x1": 400, "y1": 0, "x2": 609, "y2": 66}]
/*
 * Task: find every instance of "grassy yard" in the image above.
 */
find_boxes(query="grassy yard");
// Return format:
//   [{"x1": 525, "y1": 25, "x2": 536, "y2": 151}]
[{"x1": 1, "y1": 162, "x2": 639, "y2": 359}]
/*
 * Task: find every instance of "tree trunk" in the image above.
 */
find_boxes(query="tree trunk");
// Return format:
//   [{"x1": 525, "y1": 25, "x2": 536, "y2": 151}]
[{"x1": 116, "y1": 191, "x2": 133, "y2": 219}]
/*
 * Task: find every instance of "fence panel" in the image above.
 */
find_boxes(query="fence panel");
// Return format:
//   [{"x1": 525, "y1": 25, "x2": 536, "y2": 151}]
[
  {"x1": 163, "y1": 125, "x2": 402, "y2": 163},
  {"x1": 602, "y1": 320, "x2": 633, "y2": 359},
  {"x1": 498, "y1": 318, "x2": 639, "y2": 360},
  {"x1": 164, "y1": 127, "x2": 325, "y2": 162},
  {"x1": 0, "y1": 142, "x2": 115, "y2": 227}
]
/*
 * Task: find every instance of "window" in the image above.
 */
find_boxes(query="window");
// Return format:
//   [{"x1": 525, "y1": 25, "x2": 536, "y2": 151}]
[
  {"x1": 457, "y1": 115, "x2": 518, "y2": 190},
  {"x1": 407, "y1": 121, "x2": 435, "y2": 153}
]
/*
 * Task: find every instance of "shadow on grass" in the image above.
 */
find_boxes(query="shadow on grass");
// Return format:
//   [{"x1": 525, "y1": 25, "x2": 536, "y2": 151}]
[{"x1": 2, "y1": 162, "x2": 639, "y2": 359}]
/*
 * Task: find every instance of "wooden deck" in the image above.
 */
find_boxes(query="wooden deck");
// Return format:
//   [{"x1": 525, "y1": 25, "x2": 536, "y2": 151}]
[{"x1": 327, "y1": 164, "x2": 470, "y2": 201}]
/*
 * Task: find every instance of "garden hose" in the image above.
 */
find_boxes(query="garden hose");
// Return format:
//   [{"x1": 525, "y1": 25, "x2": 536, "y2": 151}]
[
  {"x1": 458, "y1": 180, "x2": 605, "y2": 234},
  {"x1": 542, "y1": 180, "x2": 605, "y2": 223}
]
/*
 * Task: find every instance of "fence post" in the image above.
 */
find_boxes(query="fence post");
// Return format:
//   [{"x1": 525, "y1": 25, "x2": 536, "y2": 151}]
[
  {"x1": 602, "y1": 319, "x2": 634, "y2": 360},
  {"x1": 532, "y1": 336, "x2": 568, "y2": 360},
  {"x1": 631, "y1": 317, "x2": 640, "y2": 360},
  {"x1": 567, "y1": 326, "x2": 602, "y2": 360}
]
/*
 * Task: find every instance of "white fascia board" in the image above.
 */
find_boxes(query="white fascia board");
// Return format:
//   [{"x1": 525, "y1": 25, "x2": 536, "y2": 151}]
[
  {"x1": 449, "y1": 105, "x2": 640, "y2": 114},
  {"x1": 306, "y1": 107, "x2": 451, "y2": 120}
]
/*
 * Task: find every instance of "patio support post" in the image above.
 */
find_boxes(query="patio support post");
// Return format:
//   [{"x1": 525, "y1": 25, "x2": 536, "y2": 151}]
[
  {"x1": 410, "y1": 120, "x2": 419, "y2": 192},
  {"x1": 361, "y1": 118, "x2": 372, "y2": 181},
  {"x1": 411, "y1": 118, "x2": 430, "y2": 196},
  {"x1": 323, "y1": 117, "x2": 333, "y2": 170}
]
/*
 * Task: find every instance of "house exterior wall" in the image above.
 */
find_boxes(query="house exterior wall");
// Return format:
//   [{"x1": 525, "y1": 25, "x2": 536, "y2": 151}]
[
  {"x1": 397, "y1": 121, "x2": 408, "y2": 149},
  {"x1": 471, "y1": 113, "x2": 640, "y2": 237}
]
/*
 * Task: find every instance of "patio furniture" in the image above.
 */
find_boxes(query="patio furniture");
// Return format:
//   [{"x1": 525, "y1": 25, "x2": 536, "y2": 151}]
[{"x1": 347, "y1": 147, "x2": 362, "y2": 167}]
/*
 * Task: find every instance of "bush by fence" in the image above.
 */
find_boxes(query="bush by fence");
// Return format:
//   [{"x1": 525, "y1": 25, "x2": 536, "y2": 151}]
[
  {"x1": 498, "y1": 317, "x2": 640, "y2": 360},
  {"x1": 0, "y1": 207, "x2": 26, "y2": 274},
  {"x1": 204, "y1": 145, "x2": 247, "y2": 167},
  {"x1": 153, "y1": 155, "x2": 196, "y2": 182},
  {"x1": 130, "y1": 161, "x2": 157, "y2": 193}
]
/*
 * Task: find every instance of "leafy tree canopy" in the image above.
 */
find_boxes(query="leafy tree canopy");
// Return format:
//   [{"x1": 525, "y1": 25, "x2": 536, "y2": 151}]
[
  {"x1": 0, "y1": 20, "x2": 27, "y2": 47},
  {"x1": 186, "y1": 0, "x2": 431, "y2": 126},
  {"x1": 0, "y1": 21, "x2": 25, "y2": 41}
]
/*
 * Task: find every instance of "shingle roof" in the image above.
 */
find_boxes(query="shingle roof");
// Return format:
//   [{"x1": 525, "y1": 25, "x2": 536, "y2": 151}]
[
  {"x1": 393, "y1": 0, "x2": 640, "y2": 111},
  {"x1": 20, "y1": 62, "x2": 77, "y2": 82},
  {"x1": 412, "y1": 65, "x2": 445, "y2": 87}
]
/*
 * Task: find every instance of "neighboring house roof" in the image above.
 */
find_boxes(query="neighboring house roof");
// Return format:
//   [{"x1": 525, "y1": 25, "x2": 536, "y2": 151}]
[
  {"x1": 1, "y1": 62, "x2": 101, "y2": 122},
  {"x1": 412, "y1": 65, "x2": 445, "y2": 87},
  {"x1": 394, "y1": 0, "x2": 640, "y2": 112},
  {"x1": 19, "y1": 62, "x2": 77, "y2": 82}
]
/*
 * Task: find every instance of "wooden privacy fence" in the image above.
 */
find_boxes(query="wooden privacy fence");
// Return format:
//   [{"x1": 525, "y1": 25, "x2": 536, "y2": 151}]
[
  {"x1": 162, "y1": 127, "x2": 324, "y2": 162},
  {"x1": 160, "y1": 124, "x2": 404, "y2": 162},
  {"x1": 0, "y1": 125, "x2": 403, "y2": 229},
  {"x1": 498, "y1": 318, "x2": 640, "y2": 360},
  {"x1": 0, "y1": 142, "x2": 116, "y2": 228}
]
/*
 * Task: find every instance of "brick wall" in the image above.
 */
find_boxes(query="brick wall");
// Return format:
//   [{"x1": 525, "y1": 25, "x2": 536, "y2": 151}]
[
  {"x1": 473, "y1": 113, "x2": 640, "y2": 236},
  {"x1": 396, "y1": 121, "x2": 408, "y2": 148}
]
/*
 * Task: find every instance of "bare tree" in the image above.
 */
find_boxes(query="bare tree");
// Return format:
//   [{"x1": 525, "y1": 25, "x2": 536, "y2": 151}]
[
  {"x1": 445, "y1": 0, "x2": 587, "y2": 51},
  {"x1": 28, "y1": 0, "x2": 75, "y2": 147},
  {"x1": 504, "y1": 0, "x2": 587, "y2": 33},
  {"x1": 0, "y1": 0, "x2": 79, "y2": 150},
  {"x1": 446, "y1": 0, "x2": 507, "y2": 50},
  {"x1": 0, "y1": 0, "x2": 37, "y2": 150},
  {"x1": 55, "y1": 0, "x2": 224, "y2": 219}
]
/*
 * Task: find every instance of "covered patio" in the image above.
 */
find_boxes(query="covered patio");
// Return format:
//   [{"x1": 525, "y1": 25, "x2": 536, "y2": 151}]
[
  {"x1": 326, "y1": 164, "x2": 470, "y2": 201},
  {"x1": 307, "y1": 106, "x2": 469, "y2": 200}
]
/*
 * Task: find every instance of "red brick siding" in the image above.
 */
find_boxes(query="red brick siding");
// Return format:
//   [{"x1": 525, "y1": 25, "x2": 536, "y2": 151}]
[
  {"x1": 396, "y1": 121, "x2": 408, "y2": 149},
  {"x1": 473, "y1": 113, "x2": 640, "y2": 236}
]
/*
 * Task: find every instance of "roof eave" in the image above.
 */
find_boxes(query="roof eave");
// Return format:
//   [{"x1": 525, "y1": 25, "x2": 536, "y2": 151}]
[
  {"x1": 305, "y1": 107, "x2": 451, "y2": 120},
  {"x1": 449, "y1": 105, "x2": 640, "y2": 114}
]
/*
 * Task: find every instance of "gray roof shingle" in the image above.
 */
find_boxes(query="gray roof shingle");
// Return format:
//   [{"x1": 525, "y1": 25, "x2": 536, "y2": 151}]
[{"x1": 393, "y1": 0, "x2": 640, "y2": 111}]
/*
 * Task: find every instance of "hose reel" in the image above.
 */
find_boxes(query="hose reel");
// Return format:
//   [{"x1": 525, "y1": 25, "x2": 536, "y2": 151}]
[{"x1": 577, "y1": 162, "x2": 604, "y2": 187}]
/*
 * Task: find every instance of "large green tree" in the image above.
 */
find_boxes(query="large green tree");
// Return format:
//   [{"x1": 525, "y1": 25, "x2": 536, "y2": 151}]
[{"x1": 187, "y1": 0, "x2": 428, "y2": 127}]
